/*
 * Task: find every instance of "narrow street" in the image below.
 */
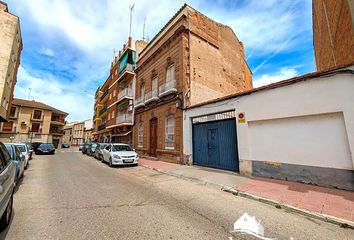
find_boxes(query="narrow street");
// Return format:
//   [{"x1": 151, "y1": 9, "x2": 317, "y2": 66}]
[{"x1": 0, "y1": 151, "x2": 352, "y2": 240}]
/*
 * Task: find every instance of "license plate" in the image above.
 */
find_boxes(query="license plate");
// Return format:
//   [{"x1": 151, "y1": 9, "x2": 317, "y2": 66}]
[{"x1": 123, "y1": 160, "x2": 134, "y2": 163}]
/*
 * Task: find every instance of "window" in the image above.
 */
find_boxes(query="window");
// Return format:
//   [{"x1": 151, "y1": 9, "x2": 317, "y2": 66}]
[
  {"x1": 165, "y1": 115, "x2": 175, "y2": 149},
  {"x1": 33, "y1": 110, "x2": 42, "y2": 120},
  {"x1": 10, "y1": 106, "x2": 16, "y2": 117},
  {"x1": 112, "y1": 110, "x2": 115, "y2": 118},
  {"x1": 2, "y1": 122, "x2": 13, "y2": 132},
  {"x1": 109, "y1": 93, "x2": 112, "y2": 100},
  {"x1": 138, "y1": 122, "x2": 144, "y2": 147},
  {"x1": 166, "y1": 65, "x2": 175, "y2": 82},
  {"x1": 31, "y1": 123, "x2": 40, "y2": 132},
  {"x1": 0, "y1": 143, "x2": 11, "y2": 166},
  {"x1": 113, "y1": 90, "x2": 116, "y2": 97}
]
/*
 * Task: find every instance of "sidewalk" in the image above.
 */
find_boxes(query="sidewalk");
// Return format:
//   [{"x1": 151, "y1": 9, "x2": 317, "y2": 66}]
[{"x1": 139, "y1": 158, "x2": 354, "y2": 226}]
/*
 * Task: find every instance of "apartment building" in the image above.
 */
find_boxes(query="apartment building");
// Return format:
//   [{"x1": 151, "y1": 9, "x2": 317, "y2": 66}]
[
  {"x1": 83, "y1": 119, "x2": 93, "y2": 142},
  {"x1": 71, "y1": 119, "x2": 93, "y2": 145},
  {"x1": 92, "y1": 37, "x2": 146, "y2": 144},
  {"x1": 0, "y1": 1, "x2": 22, "y2": 121},
  {"x1": 0, "y1": 98, "x2": 68, "y2": 147},
  {"x1": 63, "y1": 121, "x2": 76, "y2": 145},
  {"x1": 72, "y1": 121, "x2": 85, "y2": 145},
  {"x1": 133, "y1": 4, "x2": 252, "y2": 163},
  {"x1": 313, "y1": 0, "x2": 354, "y2": 70}
]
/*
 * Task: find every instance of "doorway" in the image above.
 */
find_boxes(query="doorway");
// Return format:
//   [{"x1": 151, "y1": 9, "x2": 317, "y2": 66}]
[{"x1": 149, "y1": 118, "x2": 158, "y2": 157}]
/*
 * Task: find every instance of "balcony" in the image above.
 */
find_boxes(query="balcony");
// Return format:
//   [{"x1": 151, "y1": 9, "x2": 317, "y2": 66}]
[
  {"x1": 100, "y1": 89, "x2": 109, "y2": 101},
  {"x1": 98, "y1": 122, "x2": 106, "y2": 131},
  {"x1": 116, "y1": 112, "x2": 133, "y2": 125},
  {"x1": 50, "y1": 129, "x2": 65, "y2": 135},
  {"x1": 134, "y1": 96, "x2": 145, "y2": 109},
  {"x1": 159, "y1": 80, "x2": 177, "y2": 98},
  {"x1": 51, "y1": 117, "x2": 65, "y2": 125},
  {"x1": 144, "y1": 89, "x2": 159, "y2": 104},
  {"x1": 99, "y1": 105, "x2": 107, "y2": 116},
  {"x1": 117, "y1": 87, "x2": 133, "y2": 103},
  {"x1": 117, "y1": 63, "x2": 134, "y2": 83}
]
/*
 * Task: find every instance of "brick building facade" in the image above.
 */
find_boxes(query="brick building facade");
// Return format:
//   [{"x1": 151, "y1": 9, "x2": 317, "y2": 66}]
[
  {"x1": 92, "y1": 38, "x2": 147, "y2": 144},
  {"x1": 133, "y1": 4, "x2": 252, "y2": 163},
  {"x1": 313, "y1": 0, "x2": 354, "y2": 70},
  {"x1": 0, "y1": 1, "x2": 23, "y2": 121}
]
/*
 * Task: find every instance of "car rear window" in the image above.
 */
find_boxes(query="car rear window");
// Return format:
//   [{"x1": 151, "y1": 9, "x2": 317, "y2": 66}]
[{"x1": 16, "y1": 145, "x2": 26, "y2": 152}]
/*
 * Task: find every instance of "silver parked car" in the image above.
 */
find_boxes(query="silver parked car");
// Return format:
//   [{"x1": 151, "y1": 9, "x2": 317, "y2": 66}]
[
  {"x1": 13, "y1": 143, "x2": 30, "y2": 169},
  {"x1": 94, "y1": 143, "x2": 107, "y2": 161},
  {"x1": 5, "y1": 144, "x2": 26, "y2": 183},
  {"x1": 0, "y1": 142, "x2": 16, "y2": 231},
  {"x1": 102, "y1": 144, "x2": 139, "y2": 167}
]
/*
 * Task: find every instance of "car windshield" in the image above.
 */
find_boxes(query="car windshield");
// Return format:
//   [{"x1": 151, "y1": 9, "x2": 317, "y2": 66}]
[
  {"x1": 112, "y1": 145, "x2": 133, "y2": 152},
  {"x1": 16, "y1": 145, "x2": 26, "y2": 152},
  {"x1": 5, "y1": 145, "x2": 13, "y2": 157},
  {"x1": 92, "y1": 143, "x2": 97, "y2": 148},
  {"x1": 99, "y1": 144, "x2": 106, "y2": 149},
  {"x1": 39, "y1": 144, "x2": 54, "y2": 148}
]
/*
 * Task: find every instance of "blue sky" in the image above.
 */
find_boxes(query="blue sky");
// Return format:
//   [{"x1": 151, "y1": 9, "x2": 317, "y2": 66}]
[{"x1": 8, "y1": 0, "x2": 314, "y2": 121}]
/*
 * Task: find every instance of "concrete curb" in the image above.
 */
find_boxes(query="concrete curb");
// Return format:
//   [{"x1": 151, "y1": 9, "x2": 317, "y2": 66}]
[{"x1": 140, "y1": 163, "x2": 354, "y2": 229}]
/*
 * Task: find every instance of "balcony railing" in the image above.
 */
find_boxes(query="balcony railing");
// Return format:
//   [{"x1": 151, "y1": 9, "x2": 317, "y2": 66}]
[
  {"x1": 98, "y1": 122, "x2": 106, "y2": 131},
  {"x1": 50, "y1": 129, "x2": 65, "y2": 135},
  {"x1": 100, "y1": 89, "x2": 109, "y2": 101},
  {"x1": 99, "y1": 105, "x2": 107, "y2": 115},
  {"x1": 159, "y1": 80, "x2": 177, "y2": 97},
  {"x1": 144, "y1": 89, "x2": 159, "y2": 104},
  {"x1": 134, "y1": 96, "x2": 145, "y2": 109},
  {"x1": 117, "y1": 112, "x2": 133, "y2": 124},
  {"x1": 118, "y1": 87, "x2": 133, "y2": 102},
  {"x1": 118, "y1": 63, "x2": 134, "y2": 83}
]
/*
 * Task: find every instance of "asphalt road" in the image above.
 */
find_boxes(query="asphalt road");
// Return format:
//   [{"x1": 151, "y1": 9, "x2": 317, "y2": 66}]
[{"x1": 0, "y1": 150, "x2": 352, "y2": 240}]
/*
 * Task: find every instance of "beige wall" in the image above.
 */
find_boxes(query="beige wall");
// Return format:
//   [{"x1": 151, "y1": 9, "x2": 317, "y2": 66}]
[
  {"x1": 0, "y1": 5, "x2": 22, "y2": 121},
  {"x1": 0, "y1": 104, "x2": 67, "y2": 145}
]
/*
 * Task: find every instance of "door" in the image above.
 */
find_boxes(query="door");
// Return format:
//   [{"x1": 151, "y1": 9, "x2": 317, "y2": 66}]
[
  {"x1": 207, "y1": 128, "x2": 220, "y2": 167},
  {"x1": 149, "y1": 118, "x2": 158, "y2": 157},
  {"x1": 103, "y1": 145, "x2": 111, "y2": 162},
  {"x1": 192, "y1": 118, "x2": 238, "y2": 171},
  {"x1": 53, "y1": 139, "x2": 59, "y2": 148}
]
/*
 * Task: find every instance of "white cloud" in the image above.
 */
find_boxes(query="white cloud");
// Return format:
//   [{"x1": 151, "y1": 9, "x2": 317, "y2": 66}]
[
  {"x1": 14, "y1": 66, "x2": 94, "y2": 121},
  {"x1": 9, "y1": 0, "x2": 313, "y2": 121},
  {"x1": 253, "y1": 67, "x2": 299, "y2": 88},
  {"x1": 38, "y1": 47, "x2": 55, "y2": 57}
]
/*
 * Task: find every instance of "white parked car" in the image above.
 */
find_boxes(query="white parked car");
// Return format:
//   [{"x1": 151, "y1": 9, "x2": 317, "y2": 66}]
[
  {"x1": 102, "y1": 144, "x2": 139, "y2": 167},
  {"x1": 13, "y1": 143, "x2": 29, "y2": 169}
]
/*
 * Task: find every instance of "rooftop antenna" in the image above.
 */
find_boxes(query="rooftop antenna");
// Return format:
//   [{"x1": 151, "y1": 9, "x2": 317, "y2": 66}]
[
  {"x1": 113, "y1": 49, "x2": 116, "y2": 61},
  {"x1": 143, "y1": 16, "x2": 146, "y2": 41},
  {"x1": 129, "y1": 3, "x2": 135, "y2": 38},
  {"x1": 28, "y1": 88, "x2": 32, "y2": 100}
]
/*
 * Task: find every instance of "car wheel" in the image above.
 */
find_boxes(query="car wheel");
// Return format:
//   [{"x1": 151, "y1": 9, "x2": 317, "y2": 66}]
[
  {"x1": 109, "y1": 158, "x2": 112, "y2": 167},
  {"x1": 100, "y1": 155, "x2": 104, "y2": 162},
  {"x1": 0, "y1": 193, "x2": 13, "y2": 230}
]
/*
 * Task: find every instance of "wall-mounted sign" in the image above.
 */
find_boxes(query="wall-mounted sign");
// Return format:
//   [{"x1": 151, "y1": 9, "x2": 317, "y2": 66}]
[{"x1": 238, "y1": 112, "x2": 246, "y2": 123}]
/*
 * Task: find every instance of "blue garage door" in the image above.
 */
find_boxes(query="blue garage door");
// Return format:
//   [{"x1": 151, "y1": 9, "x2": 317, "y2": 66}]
[{"x1": 192, "y1": 118, "x2": 239, "y2": 171}]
